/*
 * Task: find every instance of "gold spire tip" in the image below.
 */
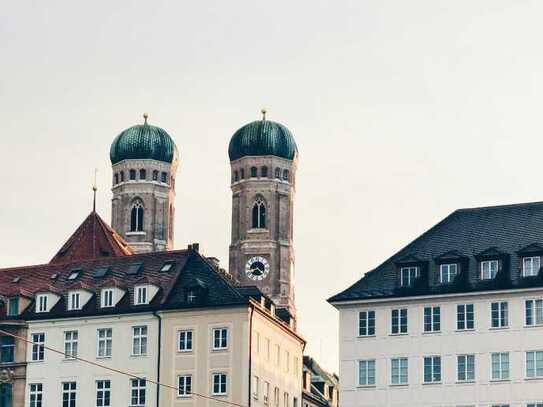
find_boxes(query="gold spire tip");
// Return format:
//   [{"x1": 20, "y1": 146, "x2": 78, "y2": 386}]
[
  {"x1": 261, "y1": 108, "x2": 267, "y2": 121},
  {"x1": 143, "y1": 112, "x2": 149, "y2": 123}
]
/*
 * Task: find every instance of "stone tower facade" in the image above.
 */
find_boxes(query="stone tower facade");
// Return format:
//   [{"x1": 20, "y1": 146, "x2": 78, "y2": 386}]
[{"x1": 228, "y1": 116, "x2": 298, "y2": 318}]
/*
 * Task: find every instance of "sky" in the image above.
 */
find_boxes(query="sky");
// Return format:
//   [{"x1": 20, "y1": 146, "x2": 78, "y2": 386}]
[{"x1": 2, "y1": 0, "x2": 543, "y2": 372}]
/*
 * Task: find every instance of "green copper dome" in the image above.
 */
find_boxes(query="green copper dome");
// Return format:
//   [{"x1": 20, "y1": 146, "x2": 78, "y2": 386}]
[
  {"x1": 228, "y1": 116, "x2": 298, "y2": 162},
  {"x1": 110, "y1": 115, "x2": 178, "y2": 165}
]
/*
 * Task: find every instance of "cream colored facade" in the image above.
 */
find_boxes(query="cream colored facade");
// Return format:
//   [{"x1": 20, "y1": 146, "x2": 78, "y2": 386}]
[{"x1": 158, "y1": 301, "x2": 304, "y2": 407}]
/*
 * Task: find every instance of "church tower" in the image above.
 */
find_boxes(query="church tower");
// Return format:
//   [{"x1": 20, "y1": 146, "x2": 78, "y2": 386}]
[
  {"x1": 228, "y1": 111, "x2": 298, "y2": 319},
  {"x1": 110, "y1": 114, "x2": 179, "y2": 253}
]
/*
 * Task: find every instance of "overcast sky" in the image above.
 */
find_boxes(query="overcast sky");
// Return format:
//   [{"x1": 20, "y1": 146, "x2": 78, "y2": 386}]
[{"x1": 2, "y1": 1, "x2": 543, "y2": 372}]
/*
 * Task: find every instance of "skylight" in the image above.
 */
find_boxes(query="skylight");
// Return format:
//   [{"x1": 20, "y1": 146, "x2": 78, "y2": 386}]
[
  {"x1": 51, "y1": 273, "x2": 59, "y2": 280},
  {"x1": 93, "y1": 267, "x2": 110, "y2": 278},
  {"x1": 68, "y1": 269, "x2": 82, "y2": 280},
  {"x1": 11, "y1": 276, "x2": 20, "y2": 283},
  {"x1": 126, "y1": 263, "x2": 143, "y2": 275},
  {"x1": 160, "y1": 261, "x2": 175, "y2": 272}
]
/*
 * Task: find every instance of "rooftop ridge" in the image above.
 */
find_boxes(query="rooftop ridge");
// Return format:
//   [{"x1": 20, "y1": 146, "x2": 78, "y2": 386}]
[{"x1": 456, "y1": 200, "x2": 543, "y2": 212}]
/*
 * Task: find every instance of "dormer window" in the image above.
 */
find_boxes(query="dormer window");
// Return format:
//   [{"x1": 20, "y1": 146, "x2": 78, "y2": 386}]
[
  {"x1": 37, "y1": 295, "x2": 48, "y2": 313},
  {"x1": 400, "y1": 266, "x2": 419, "y2": 287},
  {"x1": 68, "y1": 270, "x2": 81, "y2": 281},
  {"x1": 101, "y1": 289, "x2": 114, "y2": 308},
  {"x1": 7, "y1": 297, "x2": 19, "y2": 317},
  {"x1": 68, "y1": 292, "x2": 81, "y2": 311},
  {"x1": 135, "y1": 286, "x2": 148, "y2": 305},
  {"x1": 481, "y1": 260, "x2": 499, "y2": 280},
  {"x1": 523, "y1": 256, "x2": 541, "y2": 277},
  {"x1": 187, "y1": 290, "x2": 197, "y2": 304},
  {"x1": 439, "y1": 263, "x2": 457, "y2": 284}
]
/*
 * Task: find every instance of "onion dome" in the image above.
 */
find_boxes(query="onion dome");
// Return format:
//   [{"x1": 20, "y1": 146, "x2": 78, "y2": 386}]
[
  {"x1": 110, "y1": 113, "x2": 178, "y2": 164},
  {"x1": 228, "y1": 110, "x2": 298, "y2": 162}
]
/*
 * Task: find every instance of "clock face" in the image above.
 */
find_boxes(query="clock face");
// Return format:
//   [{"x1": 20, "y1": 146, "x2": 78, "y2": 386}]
[{"x1": 245, "y1": 256, "x2": 270, "y2": 281}]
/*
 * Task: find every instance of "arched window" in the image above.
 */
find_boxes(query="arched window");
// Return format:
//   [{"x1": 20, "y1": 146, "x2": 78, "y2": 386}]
[
  {"x1": 261, "y1": 166, "x2": 268, "y2": 178},
  {"x1": 152, "y1": 170, "x2": 158, "y2": 181},
  {"x1": 114, "y1": 174, "x2": 119, "y2": 185},
  {"x1": 130, "y1": 200, "x2": 144, "y2": 232},
  {"x1": 129, "y1": 169, "x2": 136, "y2": 180},
  {"x1": 161, "y1": 172, "x2": 168, "y2": 184},
  {"x1": 234, "y1": 171, "x2": 239, "y2": 182},
  {"x1": 120, "y1": 171, "x2": 125, "y2": 182},
  {"x1": 139, "y1": 169, "x2": 146, "y2": 180},
  {"x1": 252, "y1": 197, "x2": 266, "y2": 229},
  {"x1": 250, "y1": 167, "x2": 258, "y2": 178},
  {"x1": 240, "y1": 168, "x2": 245, "y2": 179},
  {"x1": 274, "y1": 168, "x2": 281, "y2": 178},
  {"x1": 282, "y1": 169, "x2": 289, "y2": 182}
]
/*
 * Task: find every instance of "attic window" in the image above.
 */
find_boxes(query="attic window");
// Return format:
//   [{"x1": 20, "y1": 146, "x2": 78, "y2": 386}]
[
  {"x1": 126, "y1": 263, "x2": 143, "y2": 275},
  {"x1": 11, "y1": 276, "x2": 21, "y2": 283},
  {"x1": 51, "y1": 273, "x2": 59, "y2": 280},
  {"x1": 68, "y1": 270, "x2": 82, "y2": 280},
  {"x1": 93, "y1": 267, "x2": 110, "y2": 278},
  {"x1": 160, "y1": 261, "x2": 175, "y2": 272}
]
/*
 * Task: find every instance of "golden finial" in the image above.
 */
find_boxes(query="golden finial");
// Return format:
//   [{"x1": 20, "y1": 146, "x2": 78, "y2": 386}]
[
  {"x1": 92, "y1": 168, "x2": 98, "y2": 213},
  {"x1": 261, "y1": 108, "x2": 267, "y2": 121},
  {"x1": 143, "y1": 112, "x2": 149, "y2": 124}
]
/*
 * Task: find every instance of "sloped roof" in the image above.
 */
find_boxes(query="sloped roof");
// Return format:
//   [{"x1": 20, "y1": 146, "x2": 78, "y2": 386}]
[
  {"x1": 329, "y1": 201, "x2": 543, "y2": 303},
  {"x1": 50, "y1": 211, "x2": 133, "y2": 264}
]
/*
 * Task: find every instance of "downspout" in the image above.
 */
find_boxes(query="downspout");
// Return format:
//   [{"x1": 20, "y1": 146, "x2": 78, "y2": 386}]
[
  {"x1": 153, "y1": 311, "x2": 162, "y2": 407},
  {"x1": 248, "y1": 304, "x2": 255, "y2": 407}
]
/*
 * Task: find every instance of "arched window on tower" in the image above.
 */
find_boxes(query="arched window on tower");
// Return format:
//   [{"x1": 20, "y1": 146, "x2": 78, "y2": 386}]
[
  {"x1": 252, "y1": 197, "x2": 266, "y2": 229},
  {"x1": 129, "y1": 169, "x2": 136, "y2": 180},
  {"x1": 152, "y1": 170, "x2": 158, "y2": 181},
  {"x1": 234, "y1": 171, "x2": 239, "y2": 182},
  {"x1": 261, "y1": 166, "x2": 268, "y2": 178},
  {"x1": 130, "y1": 200, "x2": 144, "y2": 232},
  {"x1": 282, "y1": 169, "x2": 289, "y2": 182},
  {"x1": 139, "y1": 169, "x2": 146, "y2": 180},
  {"x1": 114, "y1": 173, "x2": 119, "y2": 185},
  {"x1": 250, "y1": 167, "x2": 258, "y2": 178},
  {"x1": 161, "y1": 172, "x2": 168, "y2": 184},
  {"x1": 274, "y1": 168, "x2": 281, "y2": 179},
  {"x1": 120, "y1": 171, "x2": 125, "y2": 182},
  {"x1": 240, "y1": 168, "x2": 245, "y2": 179}
]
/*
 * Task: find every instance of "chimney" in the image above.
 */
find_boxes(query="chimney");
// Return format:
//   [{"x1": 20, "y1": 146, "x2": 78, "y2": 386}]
[{"x1": 192, "y1": 243, "x2": 200, "y2": 252}]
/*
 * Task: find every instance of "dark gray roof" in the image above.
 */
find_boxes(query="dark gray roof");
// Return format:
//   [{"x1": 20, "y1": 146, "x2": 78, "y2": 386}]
[{"x1": 329, "y1": 201, "x2": 543, "y2": 303}]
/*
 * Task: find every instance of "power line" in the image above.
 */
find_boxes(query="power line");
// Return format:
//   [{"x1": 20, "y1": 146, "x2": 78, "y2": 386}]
[{"x1": 0, "y1": 328, "x2": 246, "y2": 407}]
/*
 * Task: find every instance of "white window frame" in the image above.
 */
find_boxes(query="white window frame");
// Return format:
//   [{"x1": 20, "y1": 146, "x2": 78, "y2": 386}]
[
  {"x1": 526, "y1": 351, "x2": 543, "y2": 378},
  {"x1": 62, "y1": 381, "x2": 77, "y2": 407},
  {"x1": 423, "y1": 356, "x2": 441, "y2": 383},
  {"x1": 457, "y1": 354, "x2": 475, "y2": 382},
  {"x1": 263, "y1": 381, "x2": 270, "y2": 404},
  {"x1": 177, "y1": 375, "x2": 192, "y2": 398},
  {"x1": 212, "y1": 327, "x2": 228, "y2": 350},
  {"x1": 491, "y1": 352, "x2": 509, "y2": 380},
  {"x1": 456, "y1": 304, "x2": 475, "y2": 330},
  {"x1": 423, "y1": 306, "x2": 441, "y2": 332},
  {"x1": 526, "y1": 299, "x2": 543, "y2": 326},
  {"x1": 68, "y1": 292, "x2": 81, "y2": 311},
  {"x1": 481, "y1": 260, "x2": 499, "y2": 280},
  {"x1": 101, "y1": 289, "x2": 114, "y2": 308},
  {"x1": 358, "y1": 310, "x2": 376, "y2": 336},
  {"x1": 134, "y1": 286, "x2": 148, "y2": 305},
  {"x1": 212, "y1": 373, "x2": 227, "y2": 395},
  {"x1": 36, "y1": 294, "x2": 48, "y2": 313},
  {"x1": 491, "y1": 302, "x2": 508, "y2": 328},
  {"x1": 400, "y1": 266, "x2": 419, "y2": 287},
  {"x1": 29, "y1": 383, "x2": 43, "y2": 407},
  {"x1": 31, "y1": 333, "x2": 45, "y2": 361},
  {"x1": 252, "y1": 375, "x2": 259, "y2": 399},
  {"x1": 440, "y1": 263, "x2": 458, "y2": 284},
  {"x1": 391, "y1": 308, "x2": 408, "y2": 334},
  {"x1": 130, "y1": 378, "x2": 146, "y2": 407},
  {"x1": 523, "y1": 256, "x2": 541, "y2": 277},
  {"x1": 132, "y1": 326, "x2": 148, "y2": 356},
  {"x1": 390, "y1": 357, "x2": 408, "y2": 385},
  {"x1": 64, "y1": 330, "x2": 78, "y2": 359},
  {"x1": 284, "y1": 392, "x2": 289, "y2": 407},
  {"x1": 97, "y1": 328, "x2": 112, "y2": 358},
  {"x1": 177, "y1": 330, "x2": 193, "y2": 352},
  {"x1": 96, "y1": 380, "x2": 111, "y2": 407},
  {"x1": 274, "y1": 387, "x2": 280, "y2": 407}
]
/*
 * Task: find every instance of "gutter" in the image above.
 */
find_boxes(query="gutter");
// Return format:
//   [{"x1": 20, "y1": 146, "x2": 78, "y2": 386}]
[
  {"x1": 248, "y1": 304, "x2": 255, "y2": 407},
  {"x1": 153, "y1": 311, "x2": 162, "y2": 407}
]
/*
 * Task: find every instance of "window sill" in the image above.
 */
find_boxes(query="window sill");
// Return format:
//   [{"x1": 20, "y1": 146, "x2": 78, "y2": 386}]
[
  {"x1": 212, "y1": 393, "x2": 228, "y2": 397},
  {"x1": 455, "y1": 329, "x2": 476, "y2": 333},
  {"x1": 177, "y1": 349, "x2": 194, "y2": 354},
  {"x1": 126, "y1": 232, "x2": 146, "y2": 236},
  {"x1": 422, "y1": 331, "x2": 441, "y2": 335},
  {"x1": 489, "y1": 379, "x2": 510, "y2": 383},
  {"x1": 389, "y1": 383, "x2": 408, "y2": 387},
  {"x1": 356, "y1": 385, "x2": 376, "y2": 389},
  {"x1": 489, "y1": 326, "x2": 509, "y2": 331},
  {"x1": 356, "y1": 335, "x2": 376, "y2": 339},
  {"x1": 524, "y1": 324, "x2": 543, "y2": 329},
  {"x1": 211, "y1": 347, "x2": 229, "y2": 352},
  {"x1": 62, "y1": 358, "x2": 77, "y2": 362},
  {"x1": 96, "y1": 356, "x2": 112, "y2": 360},
  {"x1": 130, "y1": 354, "x2": 148, "y2": 358},
  {"x1": 455, "y1": 380, "x2": 475, "y2": 385},
  {"x1": 525, "y1": 376, "x2": 543, "y2": 381},
  {"x1": 422, "y1": 382, "x2": 442, "y2": 385},
  {"x1": 177, "y1": 395, "x2": 192, "y2": 399},
  {"x1": 389, "y1": 333, "x2": 408, "y2": 337}
]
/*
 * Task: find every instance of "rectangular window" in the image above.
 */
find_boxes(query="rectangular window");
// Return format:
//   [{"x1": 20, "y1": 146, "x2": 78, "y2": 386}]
[
  {"x1": 400, "y1": 267, "x2": 419, "y2": 287},
  {"x1": 29, "y1": 383, "x2": 43, "y2": 407},
  {"x1": 96, "y1": 380, "x2": 111, "y2": 407},
  {"x1": 252, "y1": 375, "x2": 259, "y2": 399},
  {"x1": 31, "y1": 333, "x2": 45, "y2": 361},
  {"x1": 523, "y1": 256, "x2": 541, "y2": 277},
  {"x1": 264, "y1": 381, "x2": 270, "y2": 404},
  {"x1": 37, "y1": 295, "x2": 48, "y2": 313},
  {"x1": 358, "y1": 360, "x2": 376, "y2": 386},
  {"x1": 62, "y1": 382, "x2": 77, "y2": 407},
  {"x1": 491, "y1": 302, "x2": 508, "y2": 328},
  {"x1": 266, "y1": 338, "x2": 271, "y2": 361},
  {"x1": 0, "y1": 336, "x2": 14, "y2": 363},
  {"x1": 212, "y1": 328, "x2": 228, "y2": 350},
  {"x1": 457, "y1": 304, "x2": 474, "y2": 330},
  {"x1": 526, "y1": 351, "x2": 543, "y2": 378},
  {"x1": 178, "y1": 375, "x2": 192, "y2": 397},
  {"x1": 101, "y1": 289, "x2": 114, "y2": 308},
  {"x1": 391, "y1": 309, "x2": 408, "y2": 334},
  {"x1": 526, "y1": 299, "x2": 543, "y2": 326},
  {"x1": 481, "y1": 260, "x2": 499, "y2": 280},
  {"x1": 64, "y1": 331, "x2": 78, "y2": 359},
  {"x1": 491, "y1": 352, "x2": 509, "y2": 380},
  {"x1": 457, "y1": 354, "x2": 475, "y2": 382},
  {"x1": 7, "y1": 298, "x2": 19, "y2": 316},
  {"x1": 284, "y1": 350, "x2": 290, "y2": 373},
  {"x1": 423, "y1": 356, "x2": 441, "y2": 383},
  {"x1": 284, "y1": 392, "x2": 289, "y2": 407},
  {"x1": 440, "y1": 263, "x2": 458, "y2": 284},
  {"x1": 178, "y1": 330, "x2": 193, "y2": 352},
  {"x1": 391, "y1": 358, "x2": 408, "y2": 385},
  {"x1": 132, "y1": 326, "x2": 148, "y2": 356},
  {"x1": 135, "y1": 286, "x2": 148, "y2": 305},
  {"x1": 424, "y1": 306, "x2": 441, "y2": 332},
  {"x1": 275, "y1": 344, "x2": 280, "y2": 366},
  {"x1": 130, "y1": 378, "x2": 146, "y2": 407},
  {"x1": 359, "y1": 311, "x2": 376, "y2": 336},
  {"x1": 212, "y1": 373, "x2": 227, "y2": 395},
  {"x1": 97, "y1": 329, "x2": 112, "y2": 358},
  {"x1": 527, "y1": 404, "x2": 543, "y2": 407},
  {"x1": 274, "y1": 387, "x2": 279, "y2": 407},
  {"x1": 68, "y1": 292, "x2": 80, "y2": 310}
]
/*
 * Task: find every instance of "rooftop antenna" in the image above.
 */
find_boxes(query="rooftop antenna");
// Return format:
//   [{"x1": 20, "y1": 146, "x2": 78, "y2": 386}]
[{"x1": 92, "y1": 168, "x2": 98, "y2": 213}]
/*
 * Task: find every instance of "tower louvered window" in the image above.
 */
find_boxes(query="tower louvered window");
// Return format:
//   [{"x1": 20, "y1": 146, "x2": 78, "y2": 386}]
[
  {"x1": 130, "y1": 201, "x2": 144, "y2": 232},
  {"x1": 252, "y1": 198, "x2": 266, "y2": 229}
]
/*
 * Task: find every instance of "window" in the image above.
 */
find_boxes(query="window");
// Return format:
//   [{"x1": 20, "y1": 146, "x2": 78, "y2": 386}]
[
  {"x1": 526, "y1": 351, "x2": 543, "y2": 378},
  {"x1": 266, "y1": 338, "x2": 271, "y2": 361},
  {"x1": 252, "y1": 197, "x2": 266, "y2": 229},
  {"x1": 120, "y1": 171, "x2": 125, "y2": 182},
  {"x1": 400, "y1": 267, "x2": 419, "y2": 287},
  {"x1": 37, "y1": 295, "x2": 48, "y2": 313},
  {"x1": 240, "y1": 168, "x2": 245, "y2": 179},
  {"x1": 64, "y1": 331, "x2": 78, "y2": 359},
  {"x1": 29, "y1": 383, "x2": 43, "y2": 407},
  {"x1": 152, "y1": 170, "x2": 158, "y2": 181},
  {"x1": 252, "y1": 375, "x2": 259, "y2": 399},
  {"x1": 160, "y1": 261, "x2": 175, "y2": 272},
  {"x1": 97, "y1": 328, "x2": 112, "y2": 358},
  {"x1": 139, "y1": 169, "x2": 146, "y2": 180},
  {"x1": 7, "y1": 297, "x2": 18, "y2": 316},
  {"x1": 0, "y1": 336, "x2": 14, "y2": 363},
  {"x1": 491, "y1": 302, "x2": 508, "y2": 328},
  {"x1": 523, "y1": 256, "x2": 541, "y2": 277},
  {"x1": 359, "y1": 311, "x2": 376, "y2": 336},
  {"x1": 481, "y1": 260, "x2": 499, "y2": 280},
  {"x1": 68, "y1": 292, "x2": 81, "y2": 310},
  {"x1": 282, "y1": 169, "x2": 289, "y2": 181},
  {"x1": 96, "y1": 380, "x2": 111, "y2": 407},
  {"x1": 250, "y1": 166, "x2": 258, "y2": 177},
  {"x1": 178, "y1": 330, "x2": 193, "y2": 352},
  {"x1": 178, "y1": 375, "x2": 192, "y2": 397},
  {"x1": 212, "y1": 328, "x2": 228, "y2": 350},
  {"x1": 391, "y1": 358, "x2": 408, "y2": 385},
  {"x1": 234, "y1": 171, "x2": 239, "y2": 182},
  {"x1": 130, "y1": 378, "x2": 146, "y2": 407},
  {"x1": 274, "y1": 387, "x2": 280, "y2": 407},
  {"x1": 135, "y1": 286, "x2": 148, "y2": 305},
  {"x1": 212, "y1": 373, "x2": 227, "y2": 395},
  {"x1": 62, "y1": 382, "x2": 76, "y2": 407},
  {"x1": 129, "y1": 169, "x2": 136, "y2": 180},
  {"x1": 130, "y1": 201, "x2": 144, "y2": 232},
  {"x1": 424, "y1": 306, "x2": 440, "y2": 332},
  {"x1": 161, "y1": 171, "x2": 168, "y2": 183},
  {"x1": 527, "y1": 404, "x2": 543, "y2": 407},
  {"x1": 132, "y1": 326, "x2": 148, "y2": 356},
  {"x1": 274, "y1": 168, "x2": 281, "y2": 178},
  {"x1": 31, "y1": 333, "x2": 45, "y2": 361},
  {"x1": 491, "y1": 352, "x2": 509, "y2": 380},
  {"x1": 457, "y1": 304, "x2": 474, "y2": 330},
  {"x1": 284, "y1": 392, "x2": 289, "y2": 407},
  {"x1": 293, "y1": 398, "x2": 298, "y2": 407},
  {"x1": 457, "y1": 354, "x2": 475, "y2": 381},
  {"x1": 391, "y1": 308, "x2": 408, "y2": 334},
  {"x1": 264, "y1": 381, "x2": 270, "y2": 404},
  {"x1": 68, "y1": 270, "x2": 80, "y2": 280},
  {"x1": 423, "y1": 356, "x2": 441, "y2": 383},
  {"x1": 101, "y1": 289, "x2": 114, "y2": 308},
  {"x1": 284, "y1": 350, "x2": 290, "y2": 372},
  {"x1": 114, "y1": 173, "x2": 119, "y2": 185},
  {"x1": 526, "y1": 299, "x2": 543, "y2": 326},
  {"x1": 440, "y1": 263, "x2": 457, "y2": 284}
]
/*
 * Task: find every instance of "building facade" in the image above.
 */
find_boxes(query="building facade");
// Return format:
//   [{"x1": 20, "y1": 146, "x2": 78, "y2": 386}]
[
  {"x1": 329, "y1": 202, "x2": 543, "y2": 407},
  {"x1": 0, "y1": 320, "x2": 27, "y2": 407},
  {"x1": 302, "y1": 356, "x2": 338, "y2": 407}
]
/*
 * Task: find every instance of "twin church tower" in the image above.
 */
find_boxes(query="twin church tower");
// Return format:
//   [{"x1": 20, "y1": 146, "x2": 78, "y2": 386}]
[{"x1": 108, "y1": 112, "x2": 298, "y2": 318}]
